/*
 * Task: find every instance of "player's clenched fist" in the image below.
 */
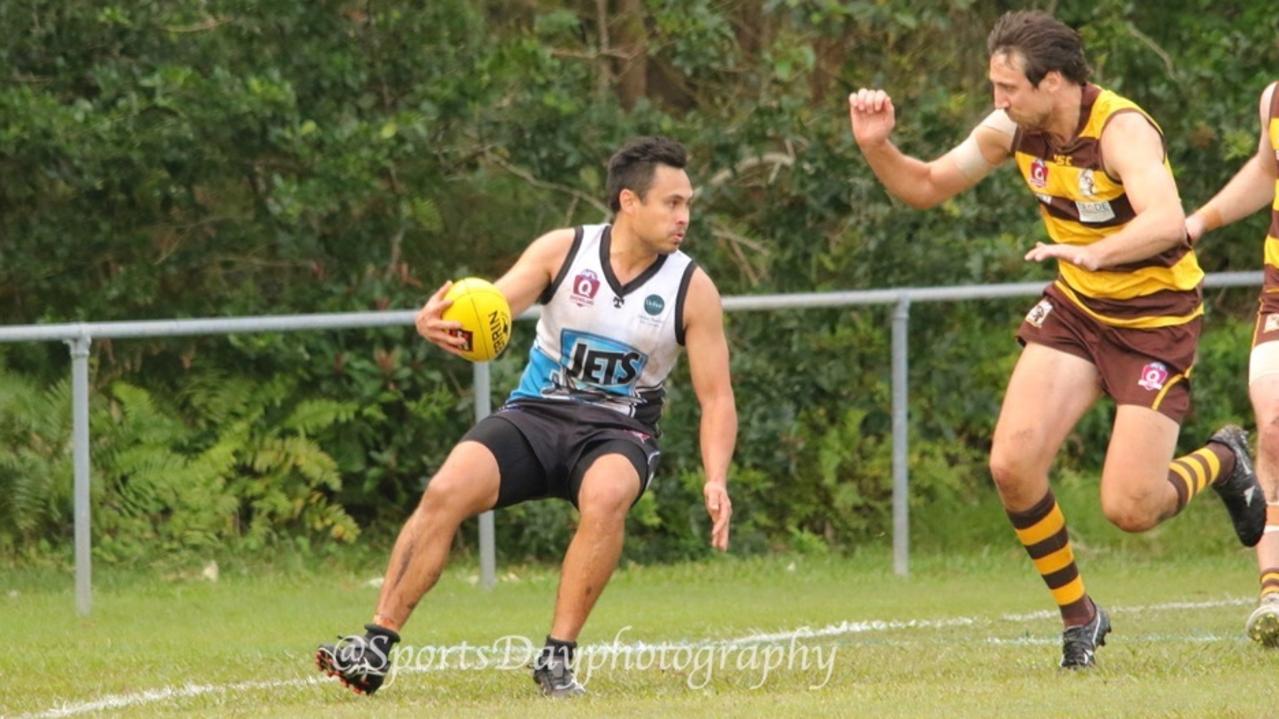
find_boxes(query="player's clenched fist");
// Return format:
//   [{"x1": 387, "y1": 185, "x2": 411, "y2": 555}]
[{"x1": 848, "y1": 88, "x2": 897, "y2": 148}]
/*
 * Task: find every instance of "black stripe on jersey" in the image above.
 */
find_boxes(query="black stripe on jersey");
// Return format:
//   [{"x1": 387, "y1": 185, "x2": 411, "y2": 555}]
[
  {"x1": 674, "y1": 261, "x2": 698, "y2": 346},
  {"x1": 600, "y1": 226, "x2": 669, "y2": 298},
  {"x1": 539, "y1": 226, "x2": 585, "y2": 305},
  {"x1": 634, "y1": 386, "x2": 667, "y2": 432}
]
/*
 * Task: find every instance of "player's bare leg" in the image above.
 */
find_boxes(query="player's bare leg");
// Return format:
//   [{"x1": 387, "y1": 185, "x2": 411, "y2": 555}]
[
  {"x1": 533, "y1": 454, "x2": 641, "y2": 697},
  {"x1": 1248, "y1": 374, "x2": 1279, "y2": 645},
  {"x1": 317, "y1": 441, "x2": 501, "y2": 695},
  {"x1": 990, "y1": 343, "x2": 1110, "y2": 666},
  {"x1": 372, "y1": 442, "x2": 501, "y2": 630},
  {"x1": 1097, "y1": 405, "x2": 1181, "y2": 531}
]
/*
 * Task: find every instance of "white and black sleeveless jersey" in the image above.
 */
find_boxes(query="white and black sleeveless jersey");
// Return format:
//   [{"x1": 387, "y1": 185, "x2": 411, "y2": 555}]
[{"x1": 507, "y1": 224, "x2": 698, "y2": 433}]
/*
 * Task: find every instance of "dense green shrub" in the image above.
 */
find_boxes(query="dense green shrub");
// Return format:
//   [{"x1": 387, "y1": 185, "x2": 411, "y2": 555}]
[{"x1": 1, "y1": 1, "x2": 1276, "y2": 563}]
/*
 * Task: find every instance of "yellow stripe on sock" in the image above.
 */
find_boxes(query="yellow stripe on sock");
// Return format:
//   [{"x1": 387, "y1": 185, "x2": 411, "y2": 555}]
[
  {"x1": 1015, "y1": 504, "x2": 1065, "y2": 546},
  {"x1": 1194, "y1": 447, "x2": 1222, "y2": 483},
  {"x1": 1168, "y1": 461, "x2": 1197, "y2": 497},
  {"x1": 1051, "y1": 576, "x2": 1086, "y2": 606},
  {"x1": 1032, "y1": 545, "x2": 1076, "y2": 576},
  {"x1": 1187, "y1": 451, "x2": 1214, "y2": 492},
  {"x1": 1262, "y1": 571, "x2": 1279, "y2": 583}
]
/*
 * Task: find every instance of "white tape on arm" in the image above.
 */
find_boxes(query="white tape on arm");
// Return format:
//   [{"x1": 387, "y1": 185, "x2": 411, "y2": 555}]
[
  {"x1": 950, "y1": 135, "x2": 993, "y2": 180},
  {"x1": 947, "y1": 110, "x2": 1015, "y2": 181},
  {"x1": 979, "y1": 109, "x2": 1017, "y2": 137}
]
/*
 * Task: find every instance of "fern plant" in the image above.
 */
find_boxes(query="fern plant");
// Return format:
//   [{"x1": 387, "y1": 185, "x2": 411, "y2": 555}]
[{"x1": 0, "y1": 369, "x2": 74, "y2": 557}]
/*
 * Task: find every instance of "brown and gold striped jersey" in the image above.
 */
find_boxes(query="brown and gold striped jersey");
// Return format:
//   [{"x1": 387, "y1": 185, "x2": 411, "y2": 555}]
[
  {"x1": 1012, "y1": 84, "x2": 1203, "y2": 328},
  {"x1": 1263, "y1": 81, "x2": 1279, "y2": 289}
]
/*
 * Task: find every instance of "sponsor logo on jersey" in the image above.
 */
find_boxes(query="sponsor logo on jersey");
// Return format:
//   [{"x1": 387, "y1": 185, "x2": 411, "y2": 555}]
[
  {"x1": 1076, "y1": 200, "x2": 1116, "y2": 224},
  {"x1": 1137, "y1": 361, "x2": 1169, "y2": 392},
  {"x1": 644, "y1": 294, "x2": 665, "y2": 316},
  {"x1": 571, "y1": 269, "x2": 601, "y2": 307},
  {"x1": 1025, "y1": 298, "x2": 1053, "y2": 328},
  {"x1": 560, "y1": 329, "x2": 649, "y2": 394},
  {"x1": 1029, "y1": 158, "x2": 1049, "y2": 189}
]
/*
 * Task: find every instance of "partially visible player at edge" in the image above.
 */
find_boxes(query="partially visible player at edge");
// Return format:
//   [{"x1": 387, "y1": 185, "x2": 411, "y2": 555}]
[
  {"x1": 848, "y1": 10, "x2": 1264, "y2": 668},
  {"x1": 316, "y1": 136, "x2": 737, "y2": 696},
  {"x1": 1185, "y1": 79, "x2": 1279, "y2": 647}
]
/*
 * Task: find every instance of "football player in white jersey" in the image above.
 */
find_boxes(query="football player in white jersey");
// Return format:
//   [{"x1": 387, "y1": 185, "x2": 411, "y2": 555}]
[{"x1": 317, "y1": 137, "x2": 737, "y2": 697}]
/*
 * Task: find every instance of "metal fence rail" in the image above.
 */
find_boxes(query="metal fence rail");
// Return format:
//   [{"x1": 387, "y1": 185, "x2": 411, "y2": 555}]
[{"x1": 0, "y1": 271, "x2": 1261, "y2": 615}]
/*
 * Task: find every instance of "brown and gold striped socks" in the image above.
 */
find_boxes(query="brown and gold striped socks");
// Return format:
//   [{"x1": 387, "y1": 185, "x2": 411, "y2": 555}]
[
  {"x1": 1007, "y1": 490, "x2": 1092, "y2": 626},
  {"x1": 1166, "y1": 443, "x2": 1236, "y2": 513},
  {"x1": 1260, "y1": 504, "x2": 1279, "y2": 601}
]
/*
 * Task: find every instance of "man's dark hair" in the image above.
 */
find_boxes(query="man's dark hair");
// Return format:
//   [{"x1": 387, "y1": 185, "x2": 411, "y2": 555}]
[
  {"x1": 605, "y1": 136, "x2": 688, "y2": 213},
  {"x1": 987, "y1": 11, "x2": 1091, "y2": 86}
]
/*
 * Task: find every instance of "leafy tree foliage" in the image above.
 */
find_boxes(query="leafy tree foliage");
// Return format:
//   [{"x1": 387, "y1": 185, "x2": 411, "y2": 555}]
[{"x1": 1, "y1": 1, "x2": 1275, "y2": 562}]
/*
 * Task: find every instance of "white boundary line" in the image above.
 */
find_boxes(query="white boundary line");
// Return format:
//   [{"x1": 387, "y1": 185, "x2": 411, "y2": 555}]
[{"x1": 11, "y1": 595, "x2": 1253, "y2": 719}]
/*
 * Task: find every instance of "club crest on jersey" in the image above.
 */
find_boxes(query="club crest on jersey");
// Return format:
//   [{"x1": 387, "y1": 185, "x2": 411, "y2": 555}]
[
  {"x1": 1265, "y1": 314, "x2": 1279, "y2": 334},
  {"x1": 571, "y1": 269, "x2": 601, "y2": 307},
  {"x1": 560, "y1": 329, "x2": 649, "y2": 394},
  {"x1": 1137, "y1": 361, "x2": 1169, "y2": 392},
  {"x1": 1029, "y1": 158, "x2": 1049, "y2": 189},
  {"x1": 1025, "y1": 298, "x2": 1053, "y2": 328},
  {"x1": 1078, "y1": 169, "x2": 1097, "y2": 198}
]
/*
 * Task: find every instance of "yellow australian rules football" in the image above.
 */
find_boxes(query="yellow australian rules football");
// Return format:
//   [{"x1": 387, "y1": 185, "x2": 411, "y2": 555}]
[{"x1": 441, "y1": 277, "x2": 512, "y2": 362}]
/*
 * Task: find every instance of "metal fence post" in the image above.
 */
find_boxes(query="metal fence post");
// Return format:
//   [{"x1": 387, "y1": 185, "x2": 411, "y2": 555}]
[
  {"x1": 473, "y1": 362, "x2": 496, "y2": 590},
  {"x1": 67, "y1": 334, "x2": 93, "y2": 615},
  {"x1": 891, "y1": 298, "x2": 911, "y2": 577}
]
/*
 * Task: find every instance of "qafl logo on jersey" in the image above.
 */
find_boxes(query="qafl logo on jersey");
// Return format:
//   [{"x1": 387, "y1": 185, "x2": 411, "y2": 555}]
[
  {"x1": 1029, "y1": 158, "x2": 1049, "y2": 189},
  {"x1": 1078, "y1": 169, "x2": 1098, "y2": 198},
  {"x1": 571, "y1": 269, "x2": 601, "y2": 307},
  {"x1": 1137, "y1": 361, "x2": 1170, "y2": 392}
]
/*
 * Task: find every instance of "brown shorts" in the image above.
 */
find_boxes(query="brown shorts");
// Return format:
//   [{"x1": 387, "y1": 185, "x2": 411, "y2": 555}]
[
  {"x1": 1253, "y1": 286, "x2": 1279, "y2": 348},
  {"x1": 1016, "y1": 284, "x2": 1200, "y2": 423}
]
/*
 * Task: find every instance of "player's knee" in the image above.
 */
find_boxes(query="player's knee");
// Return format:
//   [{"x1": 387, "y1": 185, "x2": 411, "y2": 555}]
[
  {"x1": 576, "y1": 478, "x2": 636, "y2": 522},
  {"x1": 1257, "y1": 411, "x2": 1279, "y2": 454},
  {"x1": 1100, "y1": 495, "x2": 1159, "y2": 533},
  {"x1": 988, "y1": 450, "x2": 1035, "y2": 496},
  {"x1": 418, "y1": 473, "x2": 484, "y2": 520}
]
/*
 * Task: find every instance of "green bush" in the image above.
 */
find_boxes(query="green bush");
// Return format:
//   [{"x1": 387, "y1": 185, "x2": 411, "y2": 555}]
[{"x1": 1, "y1": 1, "x2": 1275, "y2": 563}]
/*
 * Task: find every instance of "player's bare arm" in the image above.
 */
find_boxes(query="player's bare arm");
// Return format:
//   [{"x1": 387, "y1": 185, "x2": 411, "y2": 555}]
[
  {"x1": 1025, "y1": 113, "x2": 1184, "y2": 270},
  {"x1": 850, "y1": 89, "x2": 1013, "y2": 209},
  {"x1": 682, "y1": 267, "x2": 736, "y2": 551},
  {"x1": 1186, "y1": 81, "x2": 1279, "y2": 241}
]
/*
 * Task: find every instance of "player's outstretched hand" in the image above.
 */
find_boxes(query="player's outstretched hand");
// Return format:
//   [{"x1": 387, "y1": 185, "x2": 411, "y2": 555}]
[
  {"x1": 1024, "y1": 241, "x2": 1102, "y2": 271},
  {"x1": 415, "y1": 281, "x2": 468, "y2": 357},
  {"x1": 704, "y1": 481, "x2": 732, "y2": 551}
]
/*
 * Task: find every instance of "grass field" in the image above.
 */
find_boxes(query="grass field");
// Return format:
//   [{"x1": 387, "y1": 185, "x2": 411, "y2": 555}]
[{"x1": 3, "y1": 549, "x2": 1278, "y2": 718}]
